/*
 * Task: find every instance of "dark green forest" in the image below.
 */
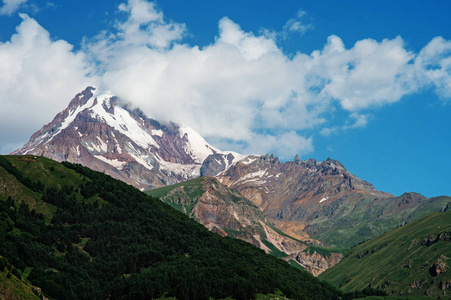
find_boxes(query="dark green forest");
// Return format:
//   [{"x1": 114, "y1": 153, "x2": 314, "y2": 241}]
[{"x1": 0, "y1": 155, "x2": 351, "y2": 300}]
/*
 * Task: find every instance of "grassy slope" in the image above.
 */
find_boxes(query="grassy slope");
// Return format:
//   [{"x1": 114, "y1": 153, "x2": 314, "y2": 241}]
[
  {"x1": 320, "y1": 211, "x2": 451, "y2": 297},
  {"x1": 0, "y1": 256, "x2": 41, "y2": 300},
  {"x1": 307, "y1": 192, "x2": 451, "y2": 249},
  {"x1": 0, "y1": 155, "x2": 85, "y2": 223}
]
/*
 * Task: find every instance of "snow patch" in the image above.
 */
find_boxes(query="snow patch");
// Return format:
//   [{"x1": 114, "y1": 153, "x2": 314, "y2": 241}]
[
  {"x1": 156, "y1": 152, "x2": 202, "y2": 179},
  {"x1": 73, "y1": 145, "x2": 80, "y2": 157},
  {"x1": 116, "y1": 144, "x2": 122, "y2": 154},
  {"x1": 179, "y1": 126, "x2": 219, "y2": 163},
  {"x1": 94, "y1": 155, "x2": 127, "y2": 170},
  {"x1": 223, "y1": 151, "x2": 246, "y2": 169},
  {"x1": 241, "y1": 157, "x2": 258, "y2": 165},
  {"x1": 104, "y1": 98, "x2": 111, "y2": 109},
  {"x1": 235, "y1": 169, "x2": 268, "y2": 185},
  {"x1": 151, "y1": 129, "x2": 163, "y2": 137},
  {"x1": 24, "y1": 147, "x2": 36, "y2": 155},
  {"x1": 320, "y1": 197, "x2": 329, "y2": 203},
  {"x1": 97, "y1": 137, "x2": 108, "y2": 153},
  {"x1": 124, "y1": 141, "x2": 155, "y2": 171},
  {"x1": 49, "y1": 96, "x2": 96, "y2": 141}
]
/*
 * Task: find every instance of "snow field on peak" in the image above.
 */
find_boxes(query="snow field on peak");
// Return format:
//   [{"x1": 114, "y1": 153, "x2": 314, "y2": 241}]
[
  {"x1": 179, "y1": 126, "x2": 219, "y2": 164},
  {"x1": 49, "y1": 96, "x2": 96, "y2": 142},
  {"x1": 89, "y1": 95, "x2": 160, "y2": 150}
]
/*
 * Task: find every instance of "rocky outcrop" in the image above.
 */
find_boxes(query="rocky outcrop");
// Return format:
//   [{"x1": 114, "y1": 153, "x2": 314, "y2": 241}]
[
  {"x1": 150, "y1": 177, "x2": 268, "y2": 246},
  {"x1": 423, "y1": 232, "x2": 451, "y2": 246},
  {"x1": 200, "y1": 153, "x2": 240, "y2": 177},
  {"x1": 217, "y1": 154, "x2": 390, "y2": 218},
  {"x1": 292, "y1": 251, "x2": 343, "y2": 276},
  {"x1": 430, "y1": 255, "x2": 449, "y2": 277}
]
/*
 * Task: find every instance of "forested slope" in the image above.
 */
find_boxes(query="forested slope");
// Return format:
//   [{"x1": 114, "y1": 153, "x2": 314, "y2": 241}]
[{"x1": 0, "y1": 155, "x2": 345, "y2": 300}]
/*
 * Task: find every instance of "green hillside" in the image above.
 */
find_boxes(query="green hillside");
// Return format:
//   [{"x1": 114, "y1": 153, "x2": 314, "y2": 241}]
[
  {"x1": 305, "y1": 192, "x2": 451, "y2": 249},
  {"x1": 0, "y1": 255, "x2": 42, "y2": 300},
  {"x1": 320, "y1": 210, "x2": 451, "y2": 298},
  {"x1": 0, "y1": 155, "x2": 346, "y2": 300}
]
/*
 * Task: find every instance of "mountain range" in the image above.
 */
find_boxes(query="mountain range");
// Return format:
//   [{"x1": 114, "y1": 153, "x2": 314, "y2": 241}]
[{"x1": 12, "y1": 87, "x2": 451, "y2": 278}]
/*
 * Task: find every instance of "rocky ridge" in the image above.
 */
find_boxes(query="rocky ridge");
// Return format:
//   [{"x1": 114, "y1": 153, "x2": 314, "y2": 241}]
[{"x1": 216, "y1": 154, "x2": 451, "y2": 247}]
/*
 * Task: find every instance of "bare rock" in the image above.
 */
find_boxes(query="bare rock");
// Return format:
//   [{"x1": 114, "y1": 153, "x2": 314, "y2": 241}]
[{"x1": 429, "y1": 255, "x2": 449, "y2": 277}]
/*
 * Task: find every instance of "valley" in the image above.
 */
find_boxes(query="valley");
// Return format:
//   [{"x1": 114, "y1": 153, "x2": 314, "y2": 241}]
[{"x1": 4, "y1": 87, "x2": 451, "y2": 299}]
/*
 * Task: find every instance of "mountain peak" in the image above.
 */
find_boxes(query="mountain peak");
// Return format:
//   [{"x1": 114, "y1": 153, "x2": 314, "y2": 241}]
[
  {"x1": 67, "y1": 86, "x2": 96, "y2": 110},
  {"x1": 12, "y1": 87, "x2": 239, "y2": 190}
]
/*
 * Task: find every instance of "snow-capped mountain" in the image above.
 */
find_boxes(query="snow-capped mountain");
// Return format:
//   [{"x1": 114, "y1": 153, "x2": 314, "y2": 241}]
[{"x1": 12, "y1": 87, "x2": 244, "y2": 190}]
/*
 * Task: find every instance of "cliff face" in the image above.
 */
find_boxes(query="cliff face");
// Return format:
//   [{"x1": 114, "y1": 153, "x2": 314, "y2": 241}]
[{"x1": 290, "y1": 251, "x2": 343, "y2": 276}]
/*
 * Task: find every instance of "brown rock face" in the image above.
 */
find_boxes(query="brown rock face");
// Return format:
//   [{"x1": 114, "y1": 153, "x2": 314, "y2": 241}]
[
  {"x1": 292, "y1": 251, "x2": 343, "y2": 276},
  {"x1": 150, "y1": 177, "x2": 308, "y2": 251},
  {"x1": 218, "y1": 154, "x2": 390, "y2": 220}
]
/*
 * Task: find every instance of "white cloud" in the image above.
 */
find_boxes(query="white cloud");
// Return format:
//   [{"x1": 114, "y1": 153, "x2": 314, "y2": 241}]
[
  {"x1": 239, "y1": 131, "x2": 314, "y2": 160},
  {"x1": 1, "y1": 0, "x2": 451, "y2": 160},
  {"x1": 116, "y1": 0, "x2": 185, "y2": 49},
  {"x1": 342, "y1": 113, "x2": 369, "y2": 130},
  {"x1": 415, "y1": 36, "x2": 451, "y2": 99},
  {"x1": 0, "y1": 14, "x2": 92, "y2": 153},
  {"x1": 320, "y1": 126, "x2": 339, "y2": 137},
  {"x1": 283, "y1": 9, "x2": 313, "y2": 36},
  {"x1": 308, "y1": 35, "x2": 417, "y2": 111},
  {"x1": 0, "y1": 0, "x2": 27, "y2": 15},
  {"x1": 86, "y1": 9, "x2": 320, "y2": 159}
]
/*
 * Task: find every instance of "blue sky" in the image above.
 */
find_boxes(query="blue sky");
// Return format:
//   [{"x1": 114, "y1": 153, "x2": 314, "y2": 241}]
[{"x1": 0, "y1": 0, "x2": 450, "y2": 197}]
